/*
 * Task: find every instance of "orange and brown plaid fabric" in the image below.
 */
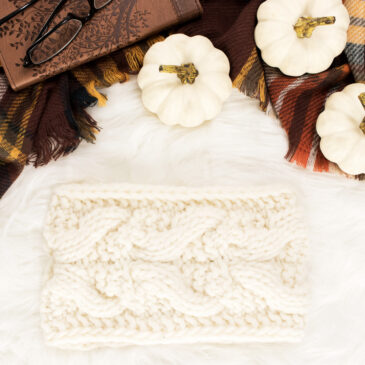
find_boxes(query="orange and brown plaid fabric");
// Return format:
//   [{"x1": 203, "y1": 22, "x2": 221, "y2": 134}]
[
  {"x1": 263, "y1": 0, "x2": 364, "y2": 174},
  {"x1": 0, "y1": 0, "x2": 364, "y2": 198}
]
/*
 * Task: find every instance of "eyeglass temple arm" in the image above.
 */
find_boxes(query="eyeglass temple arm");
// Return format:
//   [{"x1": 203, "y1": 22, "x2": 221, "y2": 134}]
[
  {"x1": 35, "y1": 0, "x2": 69, "y2": 40},
  {"x1": 0, "y1": 0, "x2": 41, "y2": 27}
]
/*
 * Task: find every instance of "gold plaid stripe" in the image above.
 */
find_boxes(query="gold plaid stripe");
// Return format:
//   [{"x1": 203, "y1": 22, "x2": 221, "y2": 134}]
[
  {"x1": 0, "y1": 93, "x2": 27, "y2": 163},
  {"x1": 345, "y1": 0, "x2": 365, "y2": 18},
  {"x1": 0, "y1": 84, "x2": 42, "y2": 164},
  {"x1": 233, "y1": 48, "x2": 258, "y2": 88},
  {"x1": 0, "y1": 135, "x2": 27, "y2": 162},
  {"x1": 348, "y1": 24, "x2": 365, "y2": 44}
]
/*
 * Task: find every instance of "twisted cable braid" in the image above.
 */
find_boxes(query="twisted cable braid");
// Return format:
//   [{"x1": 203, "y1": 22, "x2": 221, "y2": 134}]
[{"x1": 41, "y1": 184, "x2": 308, "y2": 349}]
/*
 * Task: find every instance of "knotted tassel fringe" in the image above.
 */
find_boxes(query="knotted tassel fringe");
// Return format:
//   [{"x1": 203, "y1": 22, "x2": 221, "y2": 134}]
[
  {"x1": 124, "y1": 35, "x2": 165, "y2": 72},
  {"x1": 72, "y1": 58, "x2": 129, "y2": 108},
  {"x1": 124, "y1": 45, "x2": 146, "y2": 72}
]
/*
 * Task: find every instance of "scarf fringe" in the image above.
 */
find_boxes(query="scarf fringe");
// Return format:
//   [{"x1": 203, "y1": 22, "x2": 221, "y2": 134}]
[
  {"x1": 124, "y1": 45, "x2": 146, "y2": 72},
  {"x1": 82, "y1": 66, "x2": 129, "y2": 107},
  {"x1": 29, "y1": 108, "x2": 100, "y2": 166},
  {"x1": 102, "y1": 66, "x2": 129, "y2": 86},
  {"x1": 124, "y1": 35, "x2": 165, "y2": 72},
  {"x1": 73, "y1": 109, "x2": 100, "y2": 144},
  {"x1": 84, "y1": 80, "x2": 108, "y2": 107},
  {"x1": 233, "y1": 66, "x2": 269, "y2": 111},
  {"x1": 29, "y1": 111, "x2": 81, "y2": 167},
  {"x1": 71, "y1": 86, "x2": 98, "y2": 109},
  {"x1": 146, "y1": 35, "x2": 165, "y2": 47}
]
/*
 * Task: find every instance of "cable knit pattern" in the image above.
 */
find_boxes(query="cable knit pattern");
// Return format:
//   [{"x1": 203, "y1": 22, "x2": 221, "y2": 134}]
[{"x1": 41, "y1": 184, "x2": 308, "y2": 349}]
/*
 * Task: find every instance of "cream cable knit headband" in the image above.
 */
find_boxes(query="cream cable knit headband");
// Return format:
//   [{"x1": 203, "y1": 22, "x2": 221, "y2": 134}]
[{"x1": 41, "y1": 184, "x2": 308, "y2": 349}]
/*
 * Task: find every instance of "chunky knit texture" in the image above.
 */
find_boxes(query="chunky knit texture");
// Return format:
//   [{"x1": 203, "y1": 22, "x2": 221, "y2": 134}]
[{"x1": 41, "y1": 184, "x2": 308, "y2": 350}]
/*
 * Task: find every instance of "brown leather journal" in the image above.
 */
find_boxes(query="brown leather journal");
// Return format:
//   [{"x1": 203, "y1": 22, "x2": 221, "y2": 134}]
[{"x1": 0, "y1": 0, "x2": 202, "y2": 91}]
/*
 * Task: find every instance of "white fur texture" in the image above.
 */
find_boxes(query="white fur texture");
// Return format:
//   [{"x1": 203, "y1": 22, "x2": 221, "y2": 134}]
[{"x1": 1, "y1": 77, "x2": 365, "y2": 364}]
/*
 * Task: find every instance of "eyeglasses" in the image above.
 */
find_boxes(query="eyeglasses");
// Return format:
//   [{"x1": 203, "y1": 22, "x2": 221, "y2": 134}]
[{"x1": 0, "y1": 0, "x2": 113, "y2": 67}]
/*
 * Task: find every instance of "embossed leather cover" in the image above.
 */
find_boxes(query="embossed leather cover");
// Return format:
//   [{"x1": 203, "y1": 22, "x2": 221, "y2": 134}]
[{"x1": 0, "y1": 0, "x2": 202, "y2": 91}]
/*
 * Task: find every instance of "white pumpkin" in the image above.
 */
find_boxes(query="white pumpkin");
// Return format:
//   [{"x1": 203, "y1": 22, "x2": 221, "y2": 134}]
[
  {"x1": 316, "y1": 83, "x2": 365, "y2": 175},
  {"x1": 137, "y1": 34, "x2": 232, "y2": 127},
  {"x1": 254, "y1": 0, "x2": 350, "y2": 77}
]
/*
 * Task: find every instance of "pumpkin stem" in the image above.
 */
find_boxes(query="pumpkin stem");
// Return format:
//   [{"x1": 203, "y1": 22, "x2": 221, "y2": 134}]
[
  {"x1": 294, "y1": 16, "x2": 336, "y2": 38},
  {"x1": 359, "y1": 93, "x2": 365, "y2": 134},
  {"x1": 159, "y1": 63, "x2": 199, "y2": 84}
]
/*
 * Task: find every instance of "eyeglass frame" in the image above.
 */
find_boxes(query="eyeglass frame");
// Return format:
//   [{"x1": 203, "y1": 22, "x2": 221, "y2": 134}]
[
  {"x1": 0, "y1": 0, "x2": 41, "y2": 28},
  {"x1": 0, "y1": 0, "x2": 112, "y2": 67}
]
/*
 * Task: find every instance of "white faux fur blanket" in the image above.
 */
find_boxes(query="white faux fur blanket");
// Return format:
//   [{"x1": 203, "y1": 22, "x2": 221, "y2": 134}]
[{"x1": 1, "y1": 77, "x2": 365, "y2": 364}]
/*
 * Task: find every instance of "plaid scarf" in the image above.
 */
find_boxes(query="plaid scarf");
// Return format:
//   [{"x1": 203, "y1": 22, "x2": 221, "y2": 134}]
[
  {"x1": 0, "y1": 0, "x2": 363, "y2": 199},
  {"x1": 264, "y1": 0, "x2": 364, "y2": 175}
]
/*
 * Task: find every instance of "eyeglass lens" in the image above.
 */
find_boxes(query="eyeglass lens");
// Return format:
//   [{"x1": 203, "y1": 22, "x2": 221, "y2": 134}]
[
  {"x1": 28, "y1": 0, "x2": 113, "y2": 65},
  {"x1": 29, "y1": 19, "x2": 82, "y2": 64},
  {"x1": 94, "y1": 0, "x2": 113, "y2": 9}
]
